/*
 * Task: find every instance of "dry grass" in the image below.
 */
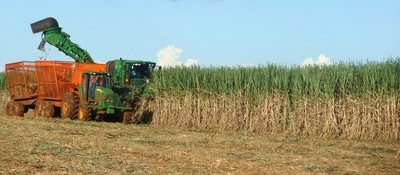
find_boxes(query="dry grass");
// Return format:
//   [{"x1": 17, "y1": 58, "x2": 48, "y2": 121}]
[
  {"x1": 0, "y1": 115, "x2": 399, "y2": 174},
  {"x1": 0, "y1": 91, "x2": 9, "y2": 114},
  {"x1": 1, "y1": 91, "x2": 399, "y2": 174},
  {"x1": 150, "y1": 94, "x2": 400, "y2": 141}
]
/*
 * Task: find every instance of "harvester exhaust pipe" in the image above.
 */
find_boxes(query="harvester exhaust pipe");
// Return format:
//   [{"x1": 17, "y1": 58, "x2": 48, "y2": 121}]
[{"x1": 30, "y1": 17, "x2": 59, "y2": 34}]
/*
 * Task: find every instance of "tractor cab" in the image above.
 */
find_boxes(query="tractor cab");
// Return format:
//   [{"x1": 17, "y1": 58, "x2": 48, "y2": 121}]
[
  {"x1": 81, "y1": 72, "x2": 114, "y2": 103},
  {"x1": 76, "y1": 71, "x2": 130, "y2": 121}
]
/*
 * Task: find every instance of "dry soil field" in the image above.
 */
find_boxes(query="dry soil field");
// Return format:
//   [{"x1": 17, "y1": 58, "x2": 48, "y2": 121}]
[{"x1": 0, "y1": 113, "x2": 399, "y2": 175}]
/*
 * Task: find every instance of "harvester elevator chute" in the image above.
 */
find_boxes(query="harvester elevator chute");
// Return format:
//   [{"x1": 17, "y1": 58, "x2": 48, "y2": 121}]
[{"x1": 30, "y1": 17, "x2": 94, "y2": 63}]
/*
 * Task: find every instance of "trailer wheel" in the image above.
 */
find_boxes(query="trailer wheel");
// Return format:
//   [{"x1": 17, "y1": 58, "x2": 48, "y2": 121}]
[
  {"x1": 14, "y1": 102, "x2": 24, "y2": 117},
  {"x1": 35, "y1": 101, "x2": 44, "y2": 117},
  {"x1": 42, "y1": 102, "x2": 55, "y2": 118},
  {"x1": 6, "y1": 101, "x2": 15, "y2": 116},
  {"x1": 6, "y1": 101, "x2": 24, "y2": 117},
  {"x1": 78, "y1": 101, "x2": 93, "y2": 121},
  {"x1": 61, "y1": 92, "x2": 78, "y2": 120}
]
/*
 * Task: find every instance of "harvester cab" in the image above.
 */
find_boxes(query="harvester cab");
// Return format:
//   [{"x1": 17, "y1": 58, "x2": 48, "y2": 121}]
[{"x1": 106, "y1": 59, "x2": 157, "y2": 102}]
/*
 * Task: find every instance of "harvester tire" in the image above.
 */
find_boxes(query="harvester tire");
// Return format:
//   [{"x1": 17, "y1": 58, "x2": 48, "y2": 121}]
[
  {"x1": 131, "y1": 112, "x2": 142, "y2": 124},
  {"x1": 6, "y1": 101, "x2": 24, "y2": 117},
  {"x1": 42, "y1": 102, "x2": 55, "y2": 118},
  {"x1": 122, "y1": 111, "x2": 132, "y2": 124},
  {"x1": 78, "y1": 101, "x2": 93, "y2": 121},
  {"x1": 121, "y1": 111, "x2": 141, "y2": 124},
  {"x1": 61, "y1": 92, "x2": 78, "y2": 120},
  {"x1": 35, "y1": 101, "x2": 44, "y2": 117}
]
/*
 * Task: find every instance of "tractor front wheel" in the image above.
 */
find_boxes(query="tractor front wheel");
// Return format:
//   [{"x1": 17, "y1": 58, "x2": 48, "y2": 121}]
[
  {"x1": 78, "y1": 101, "x2": 93, "y2": 121},
  {"x1": 61, "y1": 92, "x2": 78, "y2": 120}
]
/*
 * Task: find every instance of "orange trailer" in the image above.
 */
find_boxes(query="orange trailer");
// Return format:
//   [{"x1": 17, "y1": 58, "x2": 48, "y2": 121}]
[{"x1": 5, "y1": 60, "x2": 105, "y2": 117}]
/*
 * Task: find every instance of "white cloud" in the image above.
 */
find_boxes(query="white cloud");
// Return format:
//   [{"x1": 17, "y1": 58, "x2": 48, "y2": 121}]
[
  {"x1": 156, "y1": 45, "x2": 182, "y2": 67},
  {"x1": 156, "y1": 45, "x2": 199, "y2": 68},
  {"x1": 315, "y1": 54, "x2": 333, "y2": 66},
  {"x1": 301, "y1": 57, "x2": 315, "y2": 67},
  {"x1": 184, "y1": 58, "x2": 199, "y2": 67},
  {"x1": 301, "y1": 54, "x2": 333, "y2": 67}
]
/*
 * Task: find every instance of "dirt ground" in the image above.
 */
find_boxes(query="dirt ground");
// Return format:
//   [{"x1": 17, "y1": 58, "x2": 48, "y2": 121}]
[{"x1": 0, "y1": 114, "x2": 399, "y2": 175}]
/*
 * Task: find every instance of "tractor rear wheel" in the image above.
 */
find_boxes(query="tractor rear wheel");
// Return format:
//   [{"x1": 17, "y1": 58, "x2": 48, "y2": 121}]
[
  {"x1": 6, "y1": 101, "x2": 24, "y2": 117},
  {"x1": 78, "y1": 101, "x2": 93, "y2": 121},
  {"x1": 61, "y1": 92, "x2": 78, "y2": 120}
]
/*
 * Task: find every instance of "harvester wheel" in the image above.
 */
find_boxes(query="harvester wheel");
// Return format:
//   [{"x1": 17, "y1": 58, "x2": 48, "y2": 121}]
[
  {"x1": 61, "y1": 92, "x2": 78, "y2": 120},
  {"x1": 7, "y1": 102, "x2": 24, "y2": 117},
  {"x1": 42, "y1": 102, "x2": 55, "y2": 118},
  {"x1": 122, "y1": 111, "x2": 132, "y2": 124},
  {"x1": 121, "y1": 111, "x2": 141, "y2": 124},
  {"x1": 78, "y1": 101, "x2": 93, "y2": 121},
  {"x1": 35, "y1": 101, "x2": 44, "y2": 117},
  {"x1": 130, "y1": 112, "x2": 142, "y2": 124}
]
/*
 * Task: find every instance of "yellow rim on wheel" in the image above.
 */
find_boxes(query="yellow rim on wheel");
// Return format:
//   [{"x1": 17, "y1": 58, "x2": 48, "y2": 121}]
[{"x1": 78, "y1": 107, "x2": 85, "y2": 120}]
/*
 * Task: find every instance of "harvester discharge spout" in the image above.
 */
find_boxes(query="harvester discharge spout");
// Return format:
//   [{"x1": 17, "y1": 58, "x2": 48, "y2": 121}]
[{"x1": 31, "y1": 17, "x2": 95, "y2": 63}]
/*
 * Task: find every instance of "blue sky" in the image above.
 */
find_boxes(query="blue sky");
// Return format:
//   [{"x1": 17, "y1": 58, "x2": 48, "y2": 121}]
[{"x1": 0, "y1": 0, "x2": 399, "y2": 70}]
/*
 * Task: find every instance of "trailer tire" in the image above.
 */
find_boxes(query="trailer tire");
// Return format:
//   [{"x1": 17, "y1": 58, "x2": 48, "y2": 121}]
[
  {"x1": 14, "y1": 102, "x2": 24, "y2": 117},
  {"x1": 35, "y1": 101, "x2": 44, "y2": 117},
  {"x1": 6, "y1": 101, "x2": 15, "y2": 116},
  {"x1": 6, "y1": 102, "x2": 24, "y2": 117},
  {"x1": 61, "y1": 92, "x2": 78, "y2": 120},
  {"x1": 42, "y1": 102, "x2": 55, "y2": 118},
  {"x1": 78, "y1": 101, "x2": 93, "y2": 121}
]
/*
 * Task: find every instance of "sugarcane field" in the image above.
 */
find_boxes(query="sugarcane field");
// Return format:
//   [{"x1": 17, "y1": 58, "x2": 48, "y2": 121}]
[{"x1": 1, "y1": 1, "x2": 400, "y2": 174}]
